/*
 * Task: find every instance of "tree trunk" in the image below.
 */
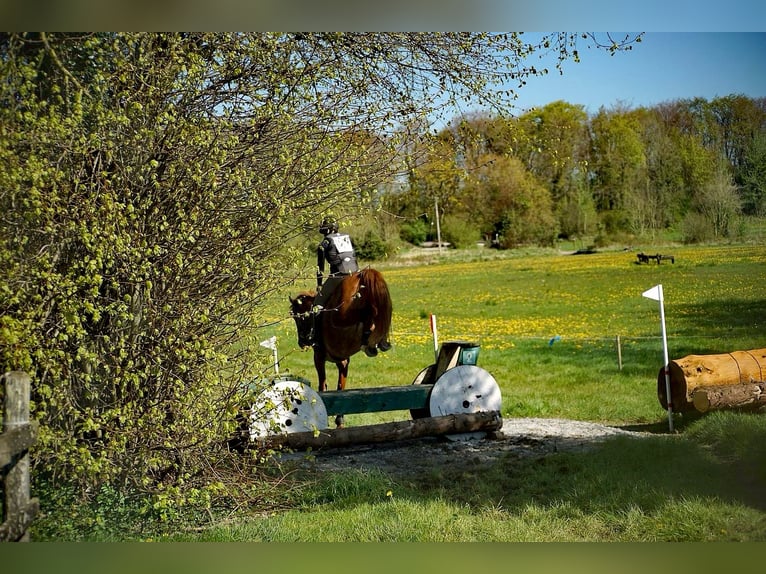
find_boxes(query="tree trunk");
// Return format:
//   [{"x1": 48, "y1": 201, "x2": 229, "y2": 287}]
[
  {"x1": 692, "y1": 382, "x2": 766, "y2": 413},
  {"x1": 259, "y1": 411, "x2": 502, "y2": 451},
  {"x1": 658, "y1": 348, "x2": 766, "y2": 412}
]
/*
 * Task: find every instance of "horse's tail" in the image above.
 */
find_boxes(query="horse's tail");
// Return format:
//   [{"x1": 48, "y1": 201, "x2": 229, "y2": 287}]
[{"x1": 359, "y1": 267, "x2": 392, "y2": 343}]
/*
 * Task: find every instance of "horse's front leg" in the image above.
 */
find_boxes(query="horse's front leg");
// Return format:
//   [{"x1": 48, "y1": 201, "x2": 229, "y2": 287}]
[
  {"x1": 314, "y1": 348, "x2": 328, "y2": 392},
  {"x1": 334, "y1": 358, "x2": 349, "y2": 427},
  {"x1": 336, "y1": 358, "x2": 349, "y2": 391},
  {"x1": 360, "y1": 309, "x2": 375, "y2": 347}
]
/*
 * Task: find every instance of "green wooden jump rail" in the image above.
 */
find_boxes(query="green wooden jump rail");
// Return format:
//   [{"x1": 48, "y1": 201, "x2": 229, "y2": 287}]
[{"x1": 319, "y1": 384, "x2": 433, "y2": 415}]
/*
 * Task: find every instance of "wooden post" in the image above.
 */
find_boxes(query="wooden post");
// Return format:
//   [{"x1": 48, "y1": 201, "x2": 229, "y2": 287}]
[
  {"x1": 1, "y1": 371, "x2": 40, "y2": 542},
  {"x1": 616, "y1": 335, "x2": 623, "y2": 371},
  {"x1": 434, "y1": 196, "x2": 442, "y2": 255}
]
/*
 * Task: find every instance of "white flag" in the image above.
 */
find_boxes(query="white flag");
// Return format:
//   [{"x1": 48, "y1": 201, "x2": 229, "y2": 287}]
[
  {"x1": 642, "y1": 285, "x2": 662, "y2": 301},
  {"x1": 260, "y1": 336, "x2": 277, "y2": 350}
]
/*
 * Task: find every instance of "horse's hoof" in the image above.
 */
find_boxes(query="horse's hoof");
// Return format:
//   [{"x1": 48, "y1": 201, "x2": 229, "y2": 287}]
[
  {"x1": 364, "y1": 346, "x2": 378, "y2": 357},
  {"x1": 378, "y1": 341, "x2": 392, "y2": 352}
]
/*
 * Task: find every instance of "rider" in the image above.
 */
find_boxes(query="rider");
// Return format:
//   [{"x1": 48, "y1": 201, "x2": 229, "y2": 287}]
[
  {"x1": 312, "y1": 218, "x2": 390, "y2": 356},
  {"x1": 314, "y1": 218, "x2": 359, "y2": 308}
]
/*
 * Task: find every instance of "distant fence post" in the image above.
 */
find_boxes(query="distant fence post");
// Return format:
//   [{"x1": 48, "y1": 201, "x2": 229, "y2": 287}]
[
  {"x1": 1, "y1": 371, "x2": 40, "y2": 542},
  {"x1": 616, "y1": 335, "x2": 623, "y2": 371}
]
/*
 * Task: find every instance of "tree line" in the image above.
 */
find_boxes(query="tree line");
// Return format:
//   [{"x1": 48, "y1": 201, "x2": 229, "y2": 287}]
[{"x1": 378, "y1": 95, "x2": 766, "y2": 251}]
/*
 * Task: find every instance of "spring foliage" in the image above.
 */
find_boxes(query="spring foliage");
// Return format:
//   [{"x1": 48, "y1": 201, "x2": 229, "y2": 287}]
[{"x1": 1, "y1": 32, "x2": 640, "y2": 494}]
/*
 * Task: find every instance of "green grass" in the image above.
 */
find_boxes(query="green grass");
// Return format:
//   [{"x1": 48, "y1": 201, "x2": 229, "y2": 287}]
[
  {"x1": 263, "y1": 243, "x2": 765, "y2": 426},
  {"x1": 32, "y1": 242, "x2": 766, "y2": 541},
  {"x1": 162, "y1": 411, "x2": 766, "y2": 542}
]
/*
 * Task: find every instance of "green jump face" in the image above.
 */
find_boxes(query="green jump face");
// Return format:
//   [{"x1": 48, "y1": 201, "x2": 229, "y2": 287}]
[{"x1": 320, "y1": 384, "x2": 433, "y2": 415}]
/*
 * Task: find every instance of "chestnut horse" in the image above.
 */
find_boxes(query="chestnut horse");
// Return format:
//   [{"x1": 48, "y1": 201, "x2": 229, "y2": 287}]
[{"x1": 289, "y1": 268, "x2": 392, "y2": 426}]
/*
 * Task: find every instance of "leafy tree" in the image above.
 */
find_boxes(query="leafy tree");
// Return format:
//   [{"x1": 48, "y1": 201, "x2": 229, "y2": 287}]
[
  {"x1": 515, "y1": 101, "x2": 589, "y2": 201},
  {"x1": 690, "y1": 166, "x2": 743, "y2": 239},
  {"x1": 739, "y1": 131, "x2": 766, "y2": 216},
  {"x1": 514, "y1": 101, "x2": 590, "y2": 237},
  {"x1": 628, "y1": 107, "x2": 686, "y2": 235},
  {"x1": 1, "y1": 32, "x2": 641, "y2": 500},
  {"x1": 469, "y1": 154, "x2": 557, "y2": 247},
  {"x1": 708, "y1": 94, "x2": 766, "y2": 170},
  {"x1": 557, "y1": 178, "x2": 598, "y2": 239},
  {"x1": 408, "y1": 130, "x2": 467, "y2": 225},
  {"x1": 588, "y1": 106, "x2": 647, "y2": 215},
  {"x1": 678, "y1": 133, "x2": 719, "y2": 210}
]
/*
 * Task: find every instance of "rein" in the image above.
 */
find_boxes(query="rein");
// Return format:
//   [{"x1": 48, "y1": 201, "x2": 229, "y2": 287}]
[{"x1": 290, "y1": 282, "x2": 363, "y2": 319}]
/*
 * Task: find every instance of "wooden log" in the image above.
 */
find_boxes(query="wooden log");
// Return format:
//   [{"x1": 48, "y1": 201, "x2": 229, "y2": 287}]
[
  {"x1": 692, "y1": 382, "x2": 766, "y2": 413},
  {"x1": 658, "y1": 348, "x2": 766, "y2": 412},
  {"x1": 259, "y1": 410, "x2": 503, "y2": 451}
]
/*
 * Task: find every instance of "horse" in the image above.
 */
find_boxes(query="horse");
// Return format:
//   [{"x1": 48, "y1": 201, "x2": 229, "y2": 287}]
[{"x1": 289, "y1": 267, "x2": 392, "y2": 427}]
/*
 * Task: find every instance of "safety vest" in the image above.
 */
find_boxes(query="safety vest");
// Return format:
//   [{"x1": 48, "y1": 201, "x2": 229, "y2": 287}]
[{"x1": 320, "y1": 233, "x2": 359, "y2": 275}]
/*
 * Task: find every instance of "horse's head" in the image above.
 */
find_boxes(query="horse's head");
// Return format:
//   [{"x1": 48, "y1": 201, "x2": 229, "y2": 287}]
[{"x1": 289, "y1": 292, "x2": 315, "y2": 349}]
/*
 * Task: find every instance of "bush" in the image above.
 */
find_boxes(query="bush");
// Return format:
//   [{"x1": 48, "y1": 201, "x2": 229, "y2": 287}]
[
  {"x1": 399, "y1": 219, "x2": 429, "y2": 246},
  {"x1": 354, "y1": 230, "x2": 390, "y2": 261},
  {"x1": 0, "y1": 33, "x2": 366, "y2": 502},
  {"x1": 440, "y1": 214, "x2": 481, "y2": 248},
  {"x1": 682, "y1": 212, "x2": 713, "y2": 244},
  {"x1": 600, "y1": 210, "x2": 631, "y2": 234},
  {"x1": 496, "y1": 209, "x2": 558, "y2": 248}
]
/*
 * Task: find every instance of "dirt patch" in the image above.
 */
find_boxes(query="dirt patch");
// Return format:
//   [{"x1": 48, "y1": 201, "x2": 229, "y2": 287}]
[{"x1": 276, "y1": 418, "x2": 653, "y2": 478}]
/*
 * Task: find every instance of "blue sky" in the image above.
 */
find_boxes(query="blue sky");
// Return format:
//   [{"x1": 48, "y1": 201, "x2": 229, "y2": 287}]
[{"x1": 502, "y1": 32, "x2": 766, "y2": 115}]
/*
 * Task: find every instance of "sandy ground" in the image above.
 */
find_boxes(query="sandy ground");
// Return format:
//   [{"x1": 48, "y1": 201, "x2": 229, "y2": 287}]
[{"x1": 274, "y1": 417, "x2": 652, "y2": 478}]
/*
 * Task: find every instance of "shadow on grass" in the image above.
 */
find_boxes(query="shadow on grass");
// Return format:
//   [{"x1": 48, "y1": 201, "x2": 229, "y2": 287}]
[
  {"x1": 670, "y1": 297, "x2": 766, "y2": 355},
  {"x1": 617, "y1": 410, "x2": 705, "y2": 434},
  {"x1": 264, "y1": 414, "x2": 764, "y2": 541},
  {"x1": 403, "y1": 412, "x2": 766, "y2": 526}
]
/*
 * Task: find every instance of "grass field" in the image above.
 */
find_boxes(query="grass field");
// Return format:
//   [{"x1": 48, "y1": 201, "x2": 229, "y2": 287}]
[
  {"x1": 31, "y1": 242, "x2": 766, "y2": 542},
  {"x1": 259, "y1": 243, "x2": 766, "y2": 427},
  {"x1": 165, "y1": 242, "x2": 766, "y2": 543}
]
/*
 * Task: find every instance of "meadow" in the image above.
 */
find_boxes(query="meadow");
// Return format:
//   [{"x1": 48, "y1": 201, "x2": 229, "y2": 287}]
[
  {"x1": 150, "y1": 243, "x2": 764, "y2": 543},
  {"x1": 30, "y1": 243, "x2": 766, "y2": 542},
  {"x1": 260, "y1": 243, "x2": 766, "y2": 428}
]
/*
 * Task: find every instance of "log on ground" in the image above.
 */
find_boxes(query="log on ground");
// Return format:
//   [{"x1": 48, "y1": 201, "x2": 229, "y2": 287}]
[
  {"x1": 260, "y1": 411, "x2": 503, "y2": 451},
  {"x1": 658, "y1": 348, "x2": 766, "y2": 412},
  {"x1": 692, "y1": 382, "x2": 766, "y2": 413}
]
